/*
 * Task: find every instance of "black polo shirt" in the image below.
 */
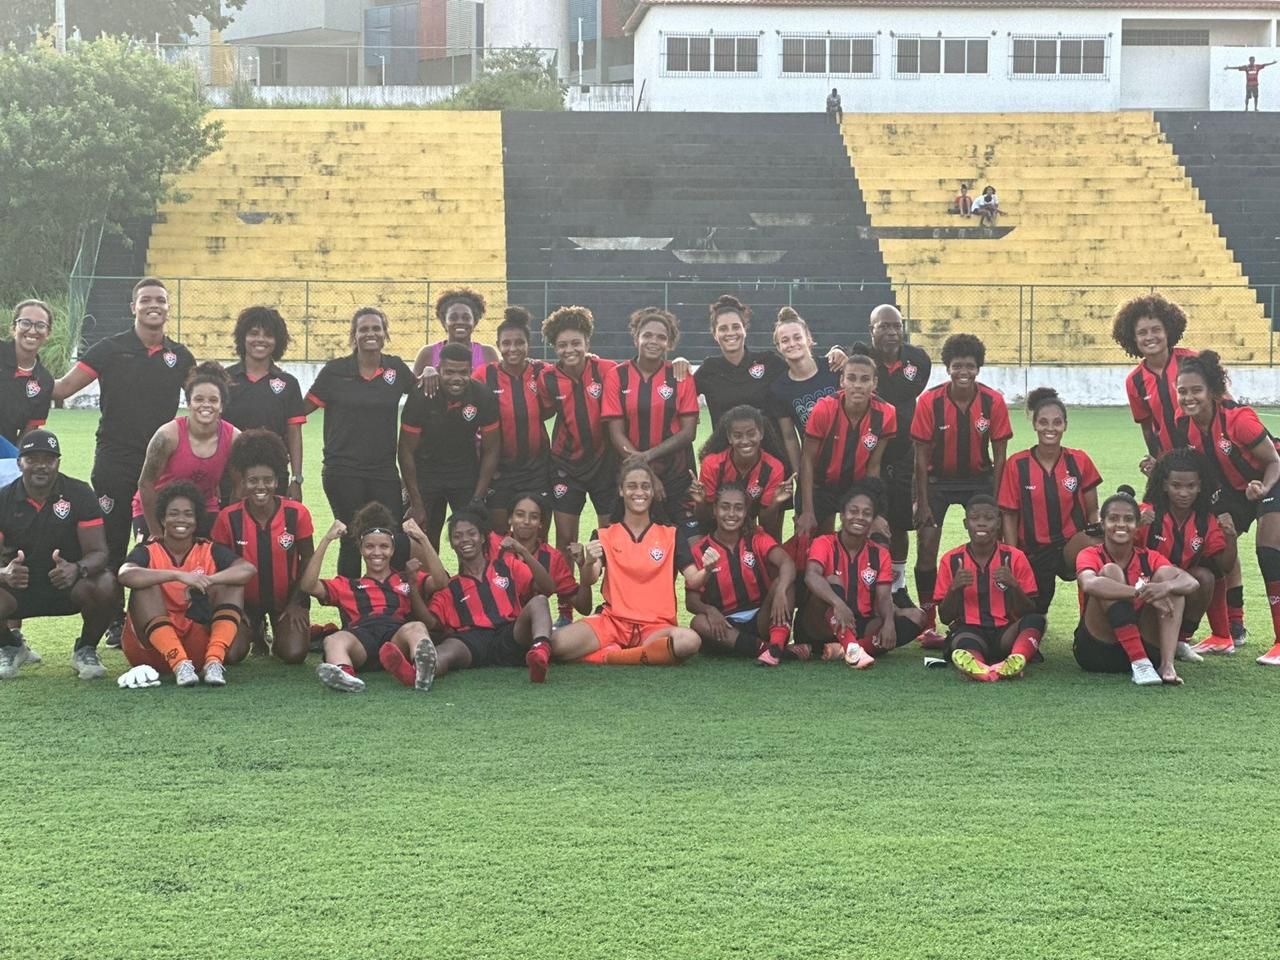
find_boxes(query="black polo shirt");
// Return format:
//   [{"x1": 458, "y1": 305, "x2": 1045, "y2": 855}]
[
  {"x1": 400, "y1": 379, "x2": 499, "y2": 487},
  {"x1": 0, "y1": 339, "x2": 54, "y2": 446},
  {"x1": 694, "y1": 349, "x2": 788, "y2": 430},
  {"x1": 306, "y1": 353, "x2": 413, "y2": 478},
  {"x1": 873, "y1": 342, "x2": 933, "y2": 444},
  {"x1": 0, "y1": 474, "x2": 103, "y2": 580},
  {"x1": 225, "y1": 361, "x2": 307, "y2": 440},
  {"x1": 77, "y1": 328, "x2": 195, "y2": 465}
]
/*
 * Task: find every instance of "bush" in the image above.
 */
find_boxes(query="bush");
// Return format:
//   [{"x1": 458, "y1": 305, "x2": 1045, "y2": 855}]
[{"x1": 436, "y1": 46, "x2": 565, "y2": 111}]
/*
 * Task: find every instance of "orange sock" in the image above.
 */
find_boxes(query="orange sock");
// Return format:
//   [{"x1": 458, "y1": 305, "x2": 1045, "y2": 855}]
[
  {"x1": 143, "y1": 618, "x2": 188, "y2": 668},
  {"x1": 579, "y1": 643, "x2": 621, "y2": 664},
  {"x1": 603, "y1": 634, "x2": 678, "y2": 666},
  {"x1": 206, "y1": 605, "x2": 242, "y2": 665}
]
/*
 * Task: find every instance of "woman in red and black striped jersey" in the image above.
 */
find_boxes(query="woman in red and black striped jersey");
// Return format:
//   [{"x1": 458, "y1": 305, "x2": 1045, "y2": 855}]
[
  {"x1": 301, "y1": 504, "x2": 447, "y2": 694},
  {"x1": 538, "y1": 306, "x2": 618, "y2": 549},
  {"x1": 603, "y1": 308, "x2": 700, "y2": 542},
  {"x1": 1174, "y1": 351, "x2": 1280, "y2": 664},
  {"x1": 911, "y1": 333, "x2": 1012, "y2": 644},
  {"x1": 473, "y1": 307, "x2": 552, "y2": 532},
  {"x1": 506, "y1": 492, "x2": 590, "y2": 629},
  {"x1": 421, "y1": 508, "x2": 555, "y2": 685},
  {"x1": 692, "y1": 405, "x2": 791, "y2": 540},
  {"x1": 212, "y1": 431, "x2": 314, "y2": 664},
  {"x1": 1112, "y1": 293, "x2": 1198, "y2": 465},
  {"x1": 1136, "y1": 447, "x2": 1237, "y2": 663},
  {"x1": 686, "y1": 481, "x2": 796, "y2": 667},
  {"x1": 799, "y1": 481, "x2": 924, "y2": 669},
  {"x1": 798, "y1": 349, "x2": 896, "y2": 539},
  {"x1": 997, "y1": 388, "x2": 1102, "y2": 614},
  {"x1": 935, "y1": 497, "x2": 1044, "y2": 682}
]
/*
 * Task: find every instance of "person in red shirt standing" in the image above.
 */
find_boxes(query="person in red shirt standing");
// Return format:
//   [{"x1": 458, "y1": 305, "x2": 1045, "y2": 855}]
[
  {"x1": 1137, "y1": 447, "x2": 1237, "y2": 664},
  {"x1": 935, "y1": 496, "x2": 1044, "y2": 682},
  {"x1": 506, "y1": 492, "x2": 590, "y2": 630},
  {"x1": 798, "y1": 349, "x2": 896, "y2": 539},
  {"x1": 1226, "y1": 56, "x2": 1276, "y2": 111},
  {"x1": 998, "y1": 388, "x2": 1102, "y2": 613},
  {"x1": 1074, "y1": 488, "x2": 1199, "y2": 686},
  {"x1": 1174, "y1": 350, "x2": 1280, "y2": 664},
  {"x1": 692, "y1": 405, "x2": 791, "y2": 539},
  {"x1": 1112, "y1": 293, "x2": 1198, "y2": 464},
  {"x1": 602, "y1": 308, "x2": 700, "y2": 545},
  {"x1": 910, "y1": 334, "x2": 1012, "y2": 645},
  {"x1": 799, "y1": 480, "x2": 924, "y2": 668},
  {"x1": 686, "y1": 482, "x2": 796, "y2": 667}
]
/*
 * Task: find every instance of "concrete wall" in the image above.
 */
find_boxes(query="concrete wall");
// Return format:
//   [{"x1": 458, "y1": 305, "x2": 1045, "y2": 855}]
[
  {"x1": 1121, "y1": 46, "x2": 1209, "y2": 108},
  {"x1": 224, "y1": 0, "x2": 363, "y2": 41},
  {"x1": 486, "y1": 0, "x2": 571, "y2": 75},
  {"x1": 1211, "y1": 44, "x2": 1280, "y2": 110}
]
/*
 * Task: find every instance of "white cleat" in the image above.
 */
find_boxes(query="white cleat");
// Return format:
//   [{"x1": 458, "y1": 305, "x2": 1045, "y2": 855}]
[
  {"x1": 1174, "y1": 641, "x2": 1204, "y2": 664},
  {"x1": 317, "y1": 662, "x2": 365, "y2": 693},
  {"x1": 201, "y1": 660, "x2": 227, "y2": 686},
  {"x1": 174, "y1": 660, "x2": 200, "y2": 687},
  {"x1": 71, "y1": 646, "x2": 108, "y2": 680},
  {"x1": 1130, "y1": 658, "x2": 1163, "y2": 686},
  {"x1": 0, "y1": 643, "x2": 40, "y2": 679}
]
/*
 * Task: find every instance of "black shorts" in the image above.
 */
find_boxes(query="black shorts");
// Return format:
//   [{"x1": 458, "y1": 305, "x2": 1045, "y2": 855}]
[
  {"x1": 1026, "y1": 543, "x2": 1074, "y2": 610},
  {"x1": 454, "y1": 621, "x2": 526, "y2": 668},
  {"x1": 795, "y1": 610, "x2": 920, "y2": 653},
  {"x1": 551, "y1": 462, "x2": 618, "y2": 518},
  {"x1": 1211, "y1": 484, "x2": 1280, "y2": 535},
  {"x1": 812, "y1": 484, "x2": 851, "y2": 524},
  {"x1": 1072, "y1": 621, "x2": 1158, "y2": 674},
  {"x1": 945, "y1": 623, "x2": 1005, "y2": 659},
  {"x1": 927, "y1": 475, "x2": 994, "y2": 527},
  {"x1": 489, "y1": 458, "x2": 552, "y2": 513},
  {"x1": 419, "y1": 478, "x2": 476, "y2": 516},
  {"x1": 881, "y1": 453, "x2": 915, "y2": 532},
  {"x1": 0, "y1": 582, "x2": 78, "y2": 620},
  {"x1": 350, "y1": 615, "x2": 405, "y2": 668}
]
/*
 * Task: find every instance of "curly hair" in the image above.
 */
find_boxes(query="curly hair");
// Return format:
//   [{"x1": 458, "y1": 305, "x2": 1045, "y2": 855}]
[
  {"x1": 233, "y1": 306, "x2": 290, "y2": 360},
  {"x1": 184, "y1": 361, "x2": 231, "y2": 405},
  {"x1": 698, "y1": 404, "x2": 785, "y2": 460},
  {"x1": 228, "y1": 429, "x2": 289, "y2": 486},
  {"x1": 1177, "y1": 349, "x2": 1229, "y2": 399},
  {"x1": 1111, "y1": 293, "x2": 1187, "y2": 358},
  {"x1": 708, "y1": 294, "x2": 751, "y2": 334},
  {"x1": 1142, "y1": 448, "x2": 1216, "y2": 516},
  {"x1": 1026, "y1": 386, "x2": 1067, "y2": 421},
  {"x1": 352, "y1": 501, "x2": 397, "y2": 541},
  {"x1": 542, "y1": 305, "x2": 594, "y2": 345},
  {"x1": 941, "y1": 333, "x2": 986, "y2": 368},
  {"x1": 434, "y1": 287, "x2": 487, "y2": 324},
  {"x1": 496, "y1": 305, "x2": 532, "y2": 340},
  {"x1": 156, "y1": 481, "x2": 208, "y2": 535},
  {"x1": 628, "y1": 307, "x2": 680, "y2": 348},
  {"x1": 446, "y1": 507, "x2": 489, "y2": 542}
]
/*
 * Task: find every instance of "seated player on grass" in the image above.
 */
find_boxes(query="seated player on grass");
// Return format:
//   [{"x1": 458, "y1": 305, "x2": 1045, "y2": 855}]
[
  {"x1": 505, "y1": 491, "x2": 591, "y2": 630},
  {"x1": 1074, "y1": 487, "x2": 1199, "y2": 686},
  {"x1": 998, "y1": 387, "x2": 1102, "y2": 614},
  {"x1": 117, "y1": 481, "x2": 255, "y2": 688},
  {"x1": 692, "y1": 405, "x2": 791, "y2": 540},
  {"x1": 936, "y1": 496, "x2": 1045, "y2": 682},
  {"x1": 1137, "y1": 448, "x2": 1237, "y2": 665},
  {"x1": 212, "y1": 430, "x2": 314, "y2": 664},
  {"x1": 686, "y1": 481, "x2": 796, "y2": 667},
  {"x1": 550, "y1": 457, "x2": 705, "y2": 666},
  {"x1": 798, "y1": 480, "x2": 925, "y2": 669},
  {"x1": 0, "y1": 429, "x2": 116, "y2": 681},
  {"x1": 301, "y1": 504, "x2": 446, "y2": 694},
  {"x1": 420, "y1": 507, "x2": 555, "y2": 686}
]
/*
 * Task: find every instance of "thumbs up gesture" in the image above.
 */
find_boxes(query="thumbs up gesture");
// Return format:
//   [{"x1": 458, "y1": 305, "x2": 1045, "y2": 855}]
[
  {"x1": 2, "y1": 550, "x2": 29, "y2": 590},
  {"x1": 49, "y1": 549, "x2": 79, "y2": 590}
]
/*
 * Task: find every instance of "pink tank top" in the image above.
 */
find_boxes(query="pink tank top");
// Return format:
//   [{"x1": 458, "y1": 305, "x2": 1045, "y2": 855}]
[
  {"x1": 131, "y1": 417, "x2": 236, "y2": 518},
  {"x1": 428, "y1": 339, "x2": 488, "y2": 371}
]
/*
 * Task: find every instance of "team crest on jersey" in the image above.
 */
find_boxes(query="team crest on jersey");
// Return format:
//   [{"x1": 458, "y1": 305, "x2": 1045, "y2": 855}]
[
  {"x1": 862, "y1": 433, "x2": 879, "y2": 451},
  {"x1": 1062, "y1": 475, "x2": 1079, "y2": 493},
  {"x1": 162, "y1": 351, "x2": 177, "y2": 368},
  {"x1": 1191, "y1": 536, "x2": 1204, "y2": 553},
  {"x1": 24, "y1": 380, "x2": 40, "y2": 398},
  {"x1": 588, "y1": 381, "x2": 603, "y2": 399},
  {"x1": 52, "y1": 498, "x2": 71, "y2": 520},
  {"x1": 395, "y1": 581, "x2": 411, "y2": 595},
  {"x1": 462, "y1": 404, "x2": 478, "y2": 422},
  {"x1": 650, "y1": 547, "x2": 666, "y2": 562},
  {"x1": 269, "y1": 377, "x2": 286, "y2": 395},
  {"x1": 975, "y1": 417, "x2": 991, "y2": 434},
  {"x1": 493, "y1": 575, "x2": 510, "y2": 590},
  {"x1": 1218, "y1": 438, "x2": 1233, "y2": 454},
  {"x1": 527, "y1": 379, "x2": 538, "y2": 395},
  {"x1": 1134, "y1": 576, "x2": 1148, "y2": 591},
  {"x1": 193, "y1": 566, "x2": 207, "y2": 577},
  {"x1": 749, "y1": 363, "x2": 766, "y2": 380},
  {"x1": 278, "y1": 532, "x2": 295, "y2": 551},
  {"x1": 382, "y1": 368, "x2": 397, "y2": 385},
  {"x1": 553, "y1": 483, "x2": 569, "y2": 499},
  {"x1": 98, "y1": 495, "x2": 114, "y2": 514},
  {"x1": 658, "y1": 384, "x2": 674, "y2": 400},
  {"x1": 903, "y1": 363, "x2": 919, "y2": 382},
  {"x1": 860, "y1": 566, "x2": 877, "y2": 586},
  {"x1": 743, "y1": 551, "x2": 757, "y2": 568},
  {"x1": 747, "y1": 483, "x2": 763, "y2": 499}
]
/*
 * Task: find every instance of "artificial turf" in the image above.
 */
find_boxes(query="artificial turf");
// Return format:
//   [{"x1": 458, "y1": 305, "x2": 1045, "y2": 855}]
[{"x1": 3, "y1": 406, "x2": 1279, "y2": 960}]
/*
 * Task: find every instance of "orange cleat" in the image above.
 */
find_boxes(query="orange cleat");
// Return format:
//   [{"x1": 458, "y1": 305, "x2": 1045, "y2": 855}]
[
  {"x1": 844, "y1": 642, "x2": 875, "y2": 670},
  {"x1": 917, "y1": 629, "x2": 946, "y2": 651},
  {"x1": 1191, "y1": 635, "x2": 1235, "y2": 656},
  {"x1": 1255, "y1": 643, "x2": 1280, "y2": 666}
]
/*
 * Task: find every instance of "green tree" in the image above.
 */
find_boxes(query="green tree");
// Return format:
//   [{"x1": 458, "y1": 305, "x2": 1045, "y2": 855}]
[
  {"x1": 0, "y1": 37, "x2": 222, "y2": 306},
  {"x1": 0, "y1": 0, "x2": 244, "y2": 47},
  {"x1": 440, "y1": 45, "x2": 566, "y2": 111}
]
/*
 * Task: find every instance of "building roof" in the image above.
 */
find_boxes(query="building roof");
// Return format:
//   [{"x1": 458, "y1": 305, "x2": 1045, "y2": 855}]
[{"x1": 624, "y1": 0, "x2": 1280, "y2": 34}]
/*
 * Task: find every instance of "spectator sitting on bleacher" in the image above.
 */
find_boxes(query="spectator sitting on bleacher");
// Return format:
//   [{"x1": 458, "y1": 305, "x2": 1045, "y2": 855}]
[
  {"x1": 952, "y1": 183, "x2": 973, "y2": 217},
  {"x1": 971, "y1": 185, "x2": 1000, "y2": 226},
  {"x1": 826, "y1": 88, "x2": 843, "y2": 124}
]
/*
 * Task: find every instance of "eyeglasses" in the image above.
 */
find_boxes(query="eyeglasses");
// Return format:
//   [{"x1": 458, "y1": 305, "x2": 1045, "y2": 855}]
[{"x1": 14, "y1": 319, "x2": 50, "y2": 333}]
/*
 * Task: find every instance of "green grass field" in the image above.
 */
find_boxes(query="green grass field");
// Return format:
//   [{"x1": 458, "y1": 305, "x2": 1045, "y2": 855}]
[{"x1": 4, "y1": 407, "x2": 1279, "y2": 960}]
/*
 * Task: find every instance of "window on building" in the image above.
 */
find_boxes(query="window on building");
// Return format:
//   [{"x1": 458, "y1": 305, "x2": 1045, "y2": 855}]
[
  {"x1": 896, "y1": 36, "x2": 986, "y2": 76},
  {"x1": 781, "y1": 34, "x2": 876, "y2": 77},
  {"x1": 1011, "y1": 35, "x2": 1108, "y2": 78},
  {"x1": 1121, "y1": 28, "x2": 1210, "y2": 46},
  {"x1": 664, "y1": 34, "x2": 757, "y2": 75}
]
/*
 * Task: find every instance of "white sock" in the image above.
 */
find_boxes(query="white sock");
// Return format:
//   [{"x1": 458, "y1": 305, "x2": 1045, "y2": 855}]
[{"x1": 891, "y1": 562, "x2": 907, "y2": 592}]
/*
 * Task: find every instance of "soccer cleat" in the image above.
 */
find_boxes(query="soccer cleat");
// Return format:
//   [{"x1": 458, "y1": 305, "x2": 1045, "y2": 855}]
[
  {"x1": 71, "y1": 646, "x2": 107, "y2": 680},
  {"x1": 821, "y1": 641, "x2": 846, "y2": 662},
  {"x1": 0, "y1": 644, "x2": 23, "y2": 679},
  {"x1": 1130, "y1": 658, "x2": 1163, "y2": 686},
  {"x1": 201, "y1": 660, "x2": 227, "y2": 686},
  {"x1": 1191, "y1": 635, "x2": 1234, "y2": 656},
  {"x1": 917, "y1": 628, "x2": 946, "y2": 651},
  {"x1": 103, "y1": 617, "x2": 123, "y2": 649},
  {"x1": 317, "y1": 662, "x2": 366, "y2": 693},
  {"x1": 844, "y1": 642, "x2": 875, "y2": 670},
  {"x1": 173, "y1": 660, "x2": 200, "y2": 687},
  {"x1": 1175, "y1": 641, "x2": 1204, "y2": 664},
  {"x1": 892, "y1": 587, "x2": 916, "y2": 610},
  {"x1": 787, "y1": 643, "x2": 812, "y2": 661},
  {"x1": 23, "y1": 646, "x2": 42, "y2": 665},
  {"x1": 1255, "y1": 643, "x2": 1280, "y2": 666},
  {"x1": 756, "y1": 645, "x2": 781, "y2": 667},
  {"x1": 993, "y1": 654, "x2": 1026, "y2": 678},
  {"x1": 413, "y1": 636, "x2": 438, "y2": 692},
  {"x1": 1231, "y1": 622, "x2": 1249, "y2": 647},
  {"x1": 378, "y1": 643, "x2": 416, "y2": 687},
  {"x1": 526, "y1": 640, "x2": 551, "y2": 684},
  {"x1": 950, "y1": 648, "x2": 996, "y2": 682}
]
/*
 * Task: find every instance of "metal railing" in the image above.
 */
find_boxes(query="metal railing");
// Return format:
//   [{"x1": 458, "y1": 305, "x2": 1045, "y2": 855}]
[{"x1": 70, "y1": 275, "x2": 1280, "y2": 366}]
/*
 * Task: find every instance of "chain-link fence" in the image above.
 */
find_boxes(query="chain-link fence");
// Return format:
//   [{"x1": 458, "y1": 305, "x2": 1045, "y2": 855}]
[{"x1": 73, "y1": 275, "x2": 1280, "y2": 366}]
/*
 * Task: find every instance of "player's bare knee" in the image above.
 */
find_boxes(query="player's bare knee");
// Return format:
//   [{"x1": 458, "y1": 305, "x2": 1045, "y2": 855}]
[{"x1": 672, "y1": 628, "x2": 701, "y2": 659}]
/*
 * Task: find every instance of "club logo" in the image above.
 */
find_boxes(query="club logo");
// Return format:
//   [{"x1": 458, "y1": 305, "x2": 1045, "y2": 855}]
[
  {"x1": 98, "y1": 495, "x2": 114, "y2": 514},
  {"x1": 52, "y1": 498, "x2": 71, "y2": 519},
  {"x1": 395, "y1": 581, "x2": 411, "y2": 595},
  {"x1": 493, "y1": 575, "x2": 510, "y2": 590},
  {"x1": 382, "y1": 368, "x2": 397, "y2": 385},
  {"x1": 1062, "y1": 475, "x2": 1079, "y2": 493},
  {"x1": 162, "y1": 351, "x2": 177, "y2": 368},
  {"x1": 862, "y1": 433, "x2": 879, "y2": 450},
  {"x1": 996, "y1": 579, "x2": 1009, "y2": 592},
  {"x1": 650, "y1": 547, "x2": 666, "y2": 562},
  {"x1": 1218, "y1": 438, "x2": 1233, "y2": 454},
  {"x1": 46, "y1": 435, "x2": 56, "y2": 448},
  {"x1": 278, "y1": 532, "x2": 295, "y2": 551},
  {"x1": 193, "y1": 567, "x2": 207, "y2": 577},
  {"x1": 903, "y1": 363, "x2": 918, "y2": 382},
  {"x1": 860, "y1": 566, "x2": 877, "y2": 586},
  {"x1": 749, "y1": 363, "x2": 766, "y2": 380},
  {"x1": 528, "y1": 380, "x2": 538, "y2": 395},
  {"x1": 747, "y1": 483, "x2": 763, "y2": 499},
  {"x1": 553, "y1": 483, "x2": 569, "y2": 499},
  {"x1": 269, "y1": 377, "x2": 286, "y2": 395},
  {"x1": 588, "y1": 382, "x2": 603, "y2": 399},
  {"x1": 25, "y1": 380, "x2": 40, "y2": 398},
  {"x1": 1269, "y1": 594, "x2": 1280, "y2": 607},
  {"x1": 975, "y1": 416, "x2": 991, "y2": 434},
  {"x1": 743, "y1": 551, "x2": 757, "y2": 568},
  {"x1": 1190, "y1": 536, "x2": 1204, "y2": 553},
  {"x1": 658, "y1": 384, "x2": 674, "y2": 400},
  {"x1": 462, "y1": 404, "x2": 478, "y2": 422},
  {"x1": 1134, "y1": 576, "x2": 1148, "y2": 591}
]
